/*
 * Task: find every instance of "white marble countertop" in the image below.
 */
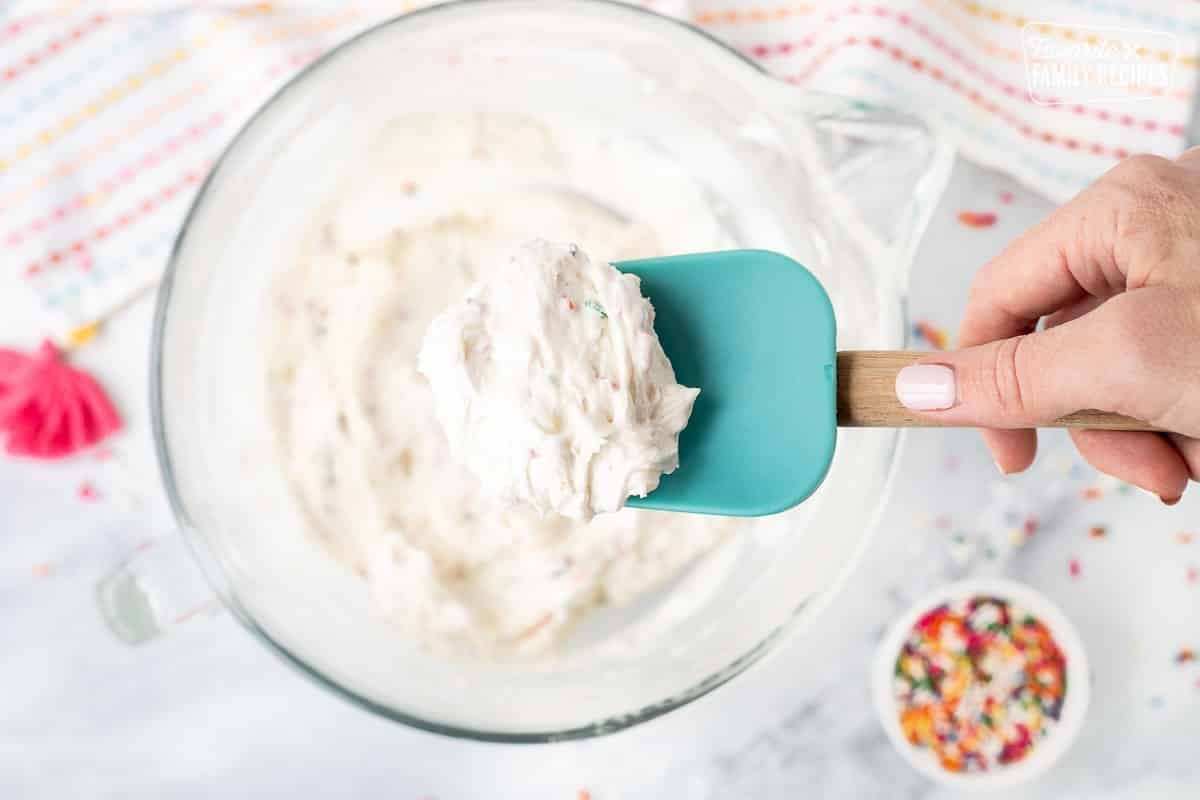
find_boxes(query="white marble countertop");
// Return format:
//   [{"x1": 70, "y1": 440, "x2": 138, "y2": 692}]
[{"x1": 3, "y1": 157, "x2": 1199, "y2": 799}]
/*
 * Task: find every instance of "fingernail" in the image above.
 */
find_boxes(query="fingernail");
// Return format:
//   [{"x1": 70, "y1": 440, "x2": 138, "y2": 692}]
[
  {"x1": 1161, "y1": 494, "x2": 1182, "y2": 506},
  {"x1": 896, "y1": 364, "x2": 957, "y2": 411},
  {"x1": 994, "y1": 459, "x2": 1012, "y2": 476}
]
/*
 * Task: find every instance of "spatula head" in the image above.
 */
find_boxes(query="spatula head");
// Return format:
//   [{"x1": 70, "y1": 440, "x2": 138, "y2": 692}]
[{"x1": 617, "y1": 250, "x2": 837, "y2": 517}]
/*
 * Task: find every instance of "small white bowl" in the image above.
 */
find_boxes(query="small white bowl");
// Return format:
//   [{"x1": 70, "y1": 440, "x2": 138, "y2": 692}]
[{"x1": 872, "y1": 578, "x2": 1090, "y2": 791}]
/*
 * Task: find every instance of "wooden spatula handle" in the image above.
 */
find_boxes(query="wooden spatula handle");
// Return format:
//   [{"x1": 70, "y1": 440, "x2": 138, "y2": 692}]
[{"x1": 836, "y1": 350, "x2": 1157, "y2": 430}]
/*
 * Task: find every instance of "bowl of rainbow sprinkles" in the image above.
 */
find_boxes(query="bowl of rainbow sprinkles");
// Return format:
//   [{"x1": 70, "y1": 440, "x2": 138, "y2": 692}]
[{"x1": 873, "y1": 579, "x2": 1090, "y2": 790}]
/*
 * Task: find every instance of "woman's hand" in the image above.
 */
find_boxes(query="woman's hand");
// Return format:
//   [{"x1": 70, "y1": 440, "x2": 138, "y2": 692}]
[{"x1": 895, "y1": 151, "x2": 1200, "y2": 503}]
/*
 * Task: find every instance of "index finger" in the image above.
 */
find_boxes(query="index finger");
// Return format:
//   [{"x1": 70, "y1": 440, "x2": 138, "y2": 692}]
[{"x1": 958, "y1": 177, "x2": 1127, "y2": 348}]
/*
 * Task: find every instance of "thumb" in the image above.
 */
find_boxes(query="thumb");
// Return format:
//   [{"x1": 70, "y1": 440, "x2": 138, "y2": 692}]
[{"x1": 896, "y1": 294, "x2": 1152, "y2": 428}]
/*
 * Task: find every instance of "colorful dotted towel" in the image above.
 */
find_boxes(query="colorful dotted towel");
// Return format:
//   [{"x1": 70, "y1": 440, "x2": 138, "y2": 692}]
[
  {"x1": 1, "y1": 0, "x2": 1197, "y2": 332},
  {"x1": 705, "y1": 0, "x2": 1199, "y2": 202}
]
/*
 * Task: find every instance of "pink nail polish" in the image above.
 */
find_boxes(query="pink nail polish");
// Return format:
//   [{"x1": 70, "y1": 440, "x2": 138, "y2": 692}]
[{"x1": 896, "y1": 364, "x2": 957, "y2": 411}]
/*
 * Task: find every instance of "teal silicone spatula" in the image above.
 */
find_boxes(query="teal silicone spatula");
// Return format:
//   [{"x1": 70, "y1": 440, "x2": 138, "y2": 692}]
[{"x1": 616, "y1": 250, "x2": 1152, "y2": 517}]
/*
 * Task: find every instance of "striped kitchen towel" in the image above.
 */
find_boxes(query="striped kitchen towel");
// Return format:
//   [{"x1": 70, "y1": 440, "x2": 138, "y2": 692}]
[{"x1": 1, "y1": 0, "x2": 1196, "y2": 331}]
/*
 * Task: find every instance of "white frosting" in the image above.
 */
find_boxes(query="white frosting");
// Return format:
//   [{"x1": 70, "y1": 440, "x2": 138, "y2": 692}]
[
  {"x1": 418, "y1": 240, "x2": 697, "y2": 521},
  {"x1": 267, "y1": 114, "x2": 740, "y2": 657}
]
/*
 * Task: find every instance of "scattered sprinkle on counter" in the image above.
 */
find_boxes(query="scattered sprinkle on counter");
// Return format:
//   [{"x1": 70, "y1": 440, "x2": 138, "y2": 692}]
[
  {"x1": 957, "y1": 210, "x2": 998, "y2": 228},
  {"x1": 914, "y1": 320, "x2": 950, "y2": 350},
  {"x1": 893, "y1": 596, "x2": 1068, "y2": 774}
]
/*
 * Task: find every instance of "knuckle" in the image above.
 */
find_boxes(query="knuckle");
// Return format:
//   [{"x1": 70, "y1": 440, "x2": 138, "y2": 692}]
[
  {"x1": 1103, "y1": 156, "x2": 1200, "y2": 281},
  {"x1": 1178, "y1": 144, "x2": 1200, "y2": 165},
  {"x1": 1109, "y1": 156, "x2": 1185, "y2": 212},
  {"x1": 985, "y1": 336, "x2": 1032, "y2": 420},
  {"x1": 1109, "y1": 154, "x2": 1176, "y2": 188}
]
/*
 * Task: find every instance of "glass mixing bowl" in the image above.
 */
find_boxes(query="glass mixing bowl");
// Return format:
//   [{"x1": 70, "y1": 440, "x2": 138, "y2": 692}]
[{"x1": 150, "y1": 0, "x2": 951, "y2": 741}]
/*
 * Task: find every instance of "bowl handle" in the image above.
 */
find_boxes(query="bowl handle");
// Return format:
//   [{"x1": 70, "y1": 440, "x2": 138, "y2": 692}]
[
  {"x1": 766, "y1": 86, "x2": 956, "y2": 292},
  {"x1": 95, "y1": 532, "x2": 220, "y2": 645}
]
